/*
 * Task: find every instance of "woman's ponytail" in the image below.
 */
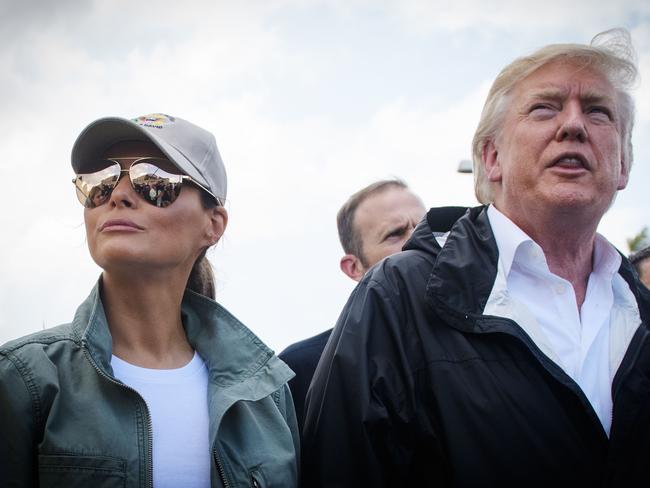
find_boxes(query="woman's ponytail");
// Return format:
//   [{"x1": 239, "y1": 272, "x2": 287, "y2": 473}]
[{"x1": 186, "y1": 252, "x2": 216, "y2": 299}]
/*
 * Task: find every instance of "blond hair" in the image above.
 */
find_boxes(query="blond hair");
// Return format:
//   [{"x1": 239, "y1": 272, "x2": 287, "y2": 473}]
[{"x1": 471, "y1": 28, "x2": 638, "y2": 203}]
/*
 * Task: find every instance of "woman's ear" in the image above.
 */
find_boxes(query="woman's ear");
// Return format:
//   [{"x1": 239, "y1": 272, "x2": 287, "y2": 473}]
[{"x1": 205, "y1": 206, "x2": 228, "y2": 246}]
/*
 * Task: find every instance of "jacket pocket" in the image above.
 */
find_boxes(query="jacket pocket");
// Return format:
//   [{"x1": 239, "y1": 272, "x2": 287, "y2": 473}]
[
  {"x1": 250, "y1": 467, "x2": 264, "y2": 488},
  {"x1": 38, "y1": 454, "x2": 126, "y2": 488}
]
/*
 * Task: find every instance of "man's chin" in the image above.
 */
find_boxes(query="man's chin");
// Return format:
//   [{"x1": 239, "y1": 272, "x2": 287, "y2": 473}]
[{"x1": 541, "y1": 189, "x2": 614, "y2": 218}]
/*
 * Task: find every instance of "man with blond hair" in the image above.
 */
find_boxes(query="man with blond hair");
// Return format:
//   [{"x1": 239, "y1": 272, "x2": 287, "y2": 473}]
[{"x1": 303, "y1": 29, "x2": 650, "y2": 486}]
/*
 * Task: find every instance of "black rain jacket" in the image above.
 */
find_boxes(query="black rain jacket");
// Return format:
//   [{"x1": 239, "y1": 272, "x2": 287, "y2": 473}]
[{"x1": 302, "y1": 206, "x2": 650, "y2": 487}]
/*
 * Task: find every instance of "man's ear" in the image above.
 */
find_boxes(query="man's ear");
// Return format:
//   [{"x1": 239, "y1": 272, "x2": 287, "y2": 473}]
[
  {"x1": 340, "y1": 254, "x2": 365, "y2": 282},
  {"x1": 617, "y1": 158, "x2": 629, "y2": 191},
  {"x1": 483, "y1": 140, "x2": 502, "y2": 183},
  {"x1": 205, "y1": 206, "x2": 228, "y2": 247}
]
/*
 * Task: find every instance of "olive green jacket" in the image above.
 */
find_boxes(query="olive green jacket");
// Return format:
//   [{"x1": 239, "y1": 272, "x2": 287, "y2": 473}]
[{"x1": 0, "y1": 283, "x2": 299, "y2": 487}]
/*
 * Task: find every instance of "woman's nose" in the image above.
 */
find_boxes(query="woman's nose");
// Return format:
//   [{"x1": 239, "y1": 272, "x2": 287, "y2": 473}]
[{"x1": 108, "y1": 169, "x2": 137, "y2": 208}]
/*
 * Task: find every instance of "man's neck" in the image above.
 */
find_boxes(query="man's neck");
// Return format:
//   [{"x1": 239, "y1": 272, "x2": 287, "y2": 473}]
[{"x1": 494, "y1": 203, "x2": 598, "y2": 308}]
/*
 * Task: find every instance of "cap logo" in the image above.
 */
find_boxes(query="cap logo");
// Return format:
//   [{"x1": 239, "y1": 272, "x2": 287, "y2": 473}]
[{"x1": 132, "y1": 113, "x2": 175, "y2": 129}]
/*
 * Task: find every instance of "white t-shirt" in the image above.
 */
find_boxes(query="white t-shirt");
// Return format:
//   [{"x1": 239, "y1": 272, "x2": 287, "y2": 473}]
[{"x1": 111, "y1": 352, "x2": 211, "y2": 488}]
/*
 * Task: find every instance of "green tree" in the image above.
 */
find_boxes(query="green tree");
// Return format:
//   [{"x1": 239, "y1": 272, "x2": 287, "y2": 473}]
[{"x1": 627, "y1": 226, "x2": 649, "y2": 253}]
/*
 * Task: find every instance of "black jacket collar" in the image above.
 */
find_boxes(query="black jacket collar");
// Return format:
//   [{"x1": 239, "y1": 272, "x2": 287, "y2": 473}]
[{"x1": 407, "y1": 205, "x2": 650, "y2": 334}]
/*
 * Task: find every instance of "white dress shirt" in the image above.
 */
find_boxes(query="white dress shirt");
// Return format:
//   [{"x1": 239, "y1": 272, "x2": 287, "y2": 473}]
[{"x1": 484, "y1": 205, "x2": 641, "y2": 435}]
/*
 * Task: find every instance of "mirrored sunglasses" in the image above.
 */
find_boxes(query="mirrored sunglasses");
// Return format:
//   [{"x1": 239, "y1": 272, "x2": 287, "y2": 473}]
[{"x1": 73, "y1": 157, "x2": 221, "y2": 208}]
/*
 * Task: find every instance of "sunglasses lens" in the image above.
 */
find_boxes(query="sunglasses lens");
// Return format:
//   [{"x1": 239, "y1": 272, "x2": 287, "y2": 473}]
[
  {"x1": 130, "y1": 161, "x2": 183, "y2": 208},
  {"x1": 74, "y1": 162, "x2": 121, "y2": 208}
]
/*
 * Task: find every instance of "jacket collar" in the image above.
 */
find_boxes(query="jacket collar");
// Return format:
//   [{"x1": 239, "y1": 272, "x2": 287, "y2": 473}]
[
  {"x1": 424, "y1": 205, "x2": 499, "y2": 329},
  {"x1": 181, "y1": 289, "x2": 293, "y2": 400},
  {"x1": 422, "y1": 205, "x2": 650, "y2": 336},
  {"x1": 616, "y1": 254, "x2": 650, "y2": 326},
  {"x1": 403, "y1": 205, "x2": 469, "y2": 256},
  {"x1": 72, "y1": 280, "x2": 293, "y2": 401}
]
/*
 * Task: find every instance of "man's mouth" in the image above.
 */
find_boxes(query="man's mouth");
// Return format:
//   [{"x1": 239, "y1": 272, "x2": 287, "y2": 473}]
[{"x1": 551, "y1": 153, "x2": 589, "y2": 170}]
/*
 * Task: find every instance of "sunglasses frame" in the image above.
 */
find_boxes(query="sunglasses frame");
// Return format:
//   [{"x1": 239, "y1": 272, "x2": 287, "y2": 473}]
[{"x1": 73, "y1": 157, "x2": 223, "y2": 208}]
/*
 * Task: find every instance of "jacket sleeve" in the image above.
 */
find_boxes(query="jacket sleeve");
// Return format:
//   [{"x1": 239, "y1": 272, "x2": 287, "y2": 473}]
[
  {"x1": 302, "y1": 272, "x2": 424, "y2": 487},
  {"x1": 0, "y1": 351, "x2": 38, "y2": 487},
  {"x1": 276, "y1": 383, "x2": 301, "y2": 470}
]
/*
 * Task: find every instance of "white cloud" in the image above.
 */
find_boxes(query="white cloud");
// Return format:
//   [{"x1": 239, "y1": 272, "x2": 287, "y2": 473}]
[
  {"x1": 0, "y1": 2, "x2": 649, "y2": 350},
  {"x1": 376, "y1": 0, "x2": 650, "y2": 36}
]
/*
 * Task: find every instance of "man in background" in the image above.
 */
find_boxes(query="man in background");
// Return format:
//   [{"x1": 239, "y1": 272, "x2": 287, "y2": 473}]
[
  {"x1": 279, "y1": 179, "x2": 426, "y2": 432},
  {"x1": 631, "y1": 246, "x2": 650, "y2": 287}
]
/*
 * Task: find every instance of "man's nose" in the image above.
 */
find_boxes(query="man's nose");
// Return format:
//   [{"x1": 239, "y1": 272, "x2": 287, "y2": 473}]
[{"x1": 556, "y1": 103, "x2": 588, "y2": 143}]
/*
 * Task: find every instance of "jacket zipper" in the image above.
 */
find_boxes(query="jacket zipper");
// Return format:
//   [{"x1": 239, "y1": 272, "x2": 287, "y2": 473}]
[
  {"x1": 213, "y1": 449, "x2": 230, "y2": 488},
  {"x1": 83, "y1": 347, "x2": 154, "y2": 488}
]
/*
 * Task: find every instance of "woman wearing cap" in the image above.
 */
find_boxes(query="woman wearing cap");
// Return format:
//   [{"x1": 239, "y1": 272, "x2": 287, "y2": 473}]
[{"x1": 0, "y1": 114, "x2": 299, "y2": 487}]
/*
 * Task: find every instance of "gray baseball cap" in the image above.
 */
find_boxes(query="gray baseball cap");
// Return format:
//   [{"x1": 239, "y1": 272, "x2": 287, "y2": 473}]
[{"x1": 71, "y1": 113, "x2": 227, "y2": 202}]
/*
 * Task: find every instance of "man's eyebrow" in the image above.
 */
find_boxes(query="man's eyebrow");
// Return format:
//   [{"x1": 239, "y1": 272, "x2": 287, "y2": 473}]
[
  {"x1": 521, "y1": 86, "x2": 568, "y2": 103},
  {"x1": 521, "y1": 86, "x2": 615, "y2": 105},
  {"x1": 380, "y1": 221, "x2": 409, "y2": 241},
  {"x1": 580, "y1": 90, "x2": 616, "y2": 106}
]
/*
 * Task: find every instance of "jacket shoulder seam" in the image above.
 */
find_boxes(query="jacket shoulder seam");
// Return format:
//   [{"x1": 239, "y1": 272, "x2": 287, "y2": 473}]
[
  {"x1": 1, "y1": 351, "x2": 44, "y2": 432},
  {"x1": 0, "y1": 331, "x2": 77, "y2": 354},
  {"x1": 272, "y1": 388, "x2": 282, "y2": 409}
]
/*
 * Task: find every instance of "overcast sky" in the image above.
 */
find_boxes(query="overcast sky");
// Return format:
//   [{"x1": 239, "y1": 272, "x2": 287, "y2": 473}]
[{"x1": 1, "y1": 0, "x2": 649, "y2": 351}]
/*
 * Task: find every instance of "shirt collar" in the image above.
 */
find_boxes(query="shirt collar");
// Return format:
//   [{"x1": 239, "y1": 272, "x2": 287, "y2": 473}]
[
  {"x1": 592, "y1": 233, "x2": 622, "y2": 279},
  {"x1": 487, "y1": 204, "x2": 621, "y2": 280},
  {"x1": 487, "y1": 204, "x2": 535, "y2": 278}
]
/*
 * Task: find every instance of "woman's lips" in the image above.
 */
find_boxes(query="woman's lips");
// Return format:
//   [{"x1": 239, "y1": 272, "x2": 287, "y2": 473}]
[{"x1": 100, "y1": 219, "x2": 144, "y2": 232}]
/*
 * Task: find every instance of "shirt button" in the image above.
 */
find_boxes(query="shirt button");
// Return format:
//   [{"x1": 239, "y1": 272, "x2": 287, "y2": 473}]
[{"x1": 554, "y1": 283, "x2": 567, "y2": 294}]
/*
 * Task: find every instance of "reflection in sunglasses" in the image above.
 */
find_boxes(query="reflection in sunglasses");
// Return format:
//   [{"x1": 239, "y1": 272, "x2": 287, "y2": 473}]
[{"x1": 73, "y1": 158, "x2": 218, "y2": 209}]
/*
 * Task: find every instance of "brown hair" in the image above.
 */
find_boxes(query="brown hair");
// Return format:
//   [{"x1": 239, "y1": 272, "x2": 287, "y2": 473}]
[
  {"x1": 630, "y1": 246, "x2": 650, "y2": 277},
  {"x1": 186, "y1": 190, "x2": 220, "y2": 299},
  {"x1": 336, "y1": 179, "x2": 407, "y2": 267}
]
